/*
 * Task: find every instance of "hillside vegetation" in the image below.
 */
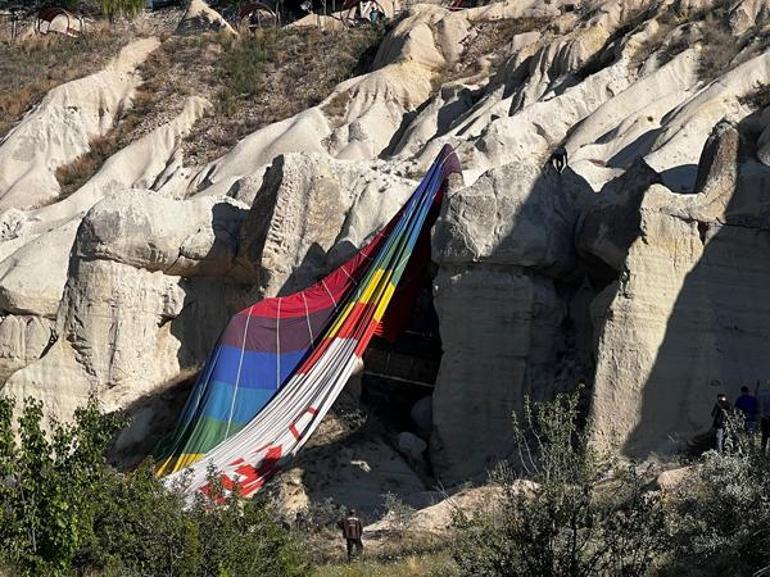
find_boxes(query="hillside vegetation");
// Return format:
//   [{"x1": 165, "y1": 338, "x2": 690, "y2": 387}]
[
  {"x1": 53, "y1": 25, "x2": 384, "y2": 195},
  {"x1": 1, "y1": 392, "x2": 768, "y2": 576}
]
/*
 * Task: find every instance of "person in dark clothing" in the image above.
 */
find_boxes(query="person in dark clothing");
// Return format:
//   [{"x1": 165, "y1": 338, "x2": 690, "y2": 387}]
[
  {"x1": 337, "y1": 508, "x2": 363, "y2": 561},
  {"x1": 734, "y1": 385, "x2": 759, "y2": 432},
  {"x1": 711, "y1": 393, "x2": 732, "y2": 452},
  {"x1": 550, "y1": 147, "x2": 568, "y2": 173}
]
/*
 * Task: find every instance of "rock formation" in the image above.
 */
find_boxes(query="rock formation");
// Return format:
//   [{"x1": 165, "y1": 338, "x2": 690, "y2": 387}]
[
  {"x1": 0, "y1": 38, "x2": 160, "y2": 210},
  {"x1": 2, "y1": 0, "x2": 770, "y2": 497}
]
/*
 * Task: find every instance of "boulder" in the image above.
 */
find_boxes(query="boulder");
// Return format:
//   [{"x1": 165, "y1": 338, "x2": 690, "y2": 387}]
[
  {"x1": 363, "y1": 482, "x2": 535, "y2": 549},
  {"x1": 78, "y1": 190, "x2": 247, "y2": 277},
  {"x1": 410, "y1": 395, "x2": 433, "y2": 434},
  {"x1": 654, "y1": 466, "x2": 695, "y2": 491},
  {"x1": 396, "y1": 431, "x2": 428, "y2": 462},
  {"x1": 273, "y1": 414, "x2": 428, "y2": 516}
]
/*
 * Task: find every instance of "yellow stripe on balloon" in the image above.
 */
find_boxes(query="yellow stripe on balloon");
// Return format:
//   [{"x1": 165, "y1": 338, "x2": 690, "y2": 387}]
[
  {"x1": 373, "y1": 281, "x2": 398, "y2": 322},
  {"x1": 156, "y1": 452, "x2": 206, "y2": 476},
  {"x1": 358, "y1": 268, "x2": 388, "y2": 304},
  {"x1": 327, "y1": 300, "x2": 356, "y2": 337},
  {"x1": 174, "y1": 453, "x2": 206, "y2": 472}
]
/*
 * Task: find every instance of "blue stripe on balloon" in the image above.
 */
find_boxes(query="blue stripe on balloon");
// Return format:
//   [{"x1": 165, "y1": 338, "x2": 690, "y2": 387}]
[
  {"x1": 200, "y1": 381, "x2": 277, "y2": 423},
  {"x1": 209, "y1": 345, "x2": 308, "y2": 390}
]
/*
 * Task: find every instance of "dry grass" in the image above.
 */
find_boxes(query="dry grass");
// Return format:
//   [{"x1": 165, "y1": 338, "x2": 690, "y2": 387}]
[
  {"x1": 697, "y1": 15, "x2": 741, "y2": 81},
  {"x1": 0, "y1": 30, "x2": 128, "y2": 140},
  {"x1": 54, "y1": 134, "x2": 117, "y2": 196},
  {"x1": 313, "y1": 551, "x2": 455, "y2": 577},
  {"x1": 52, "y1": 25, "x2": 386, "y2": 194},
  {"x1": 53, "y1": 72, "x2": 164, "y2": 198},
  {"x1": 628, "y1": 16, "x2": 678, "y2": 69},
  {"x1": 52, "y1": 32, "x2": 226, "y2": 197},
  {"x1": 320, "y1": 89, "x2": 354, "y2": 126},
  {"x1": 183, "y1": 25, "x2": 385, "y2": 167}
]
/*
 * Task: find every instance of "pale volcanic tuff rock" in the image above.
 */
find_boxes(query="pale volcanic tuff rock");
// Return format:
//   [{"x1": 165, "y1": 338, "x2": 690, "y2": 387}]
[
  {"x1": 187, "y1": 0, "x2": 564, "y2": 198},
  {"x1": 430, "y1": 162, "x2": 595, "y2": 482},
  {"x1": 1, "y1": 189, "x2": 248, "y2": 421},
  {"x1": 0, "y1": 151, "x2": 416, "y2": 426},
  {"x1": 0, "y1": 38, "x2": 160, "y2": 210},
  {"x1": 3, "y1": 0, "x2": 770, "y2": 494},
  {"x1": 0, "y1": 97, "x2": 209, "y2": 399},
  {"x1": 422, "y1": 0, "x2": 770, "y2": 476},
  {"x1": 589, "y1": 121, "x2": 770, "y2": 458},
  {"x1": 236, "y1": 153, "x2": 415, "y2": 298}
]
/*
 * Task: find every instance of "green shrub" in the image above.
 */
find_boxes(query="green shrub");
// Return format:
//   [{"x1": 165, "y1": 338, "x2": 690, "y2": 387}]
[
  {"x1": 0, "y1": 395, "x2": 309, "y2": 577},
  {"x1": 76, "y1": 464, "x2": 202, "y2": 576},
  {"x1": 218, "y1": 32, "x2": 273, "y2": 116},
  {"x1": 79, "y1": 464, "x2": 309, "y2": 577},
  {"x1": 0, "y1": 396, "x2": 127, "y2": 577},
  {"x1": 100, "y1": 0, "x2": 144, "y2": 21},
  {"x1": 661, "y1": 415, "x2": 770, "y2": 577},
  {"x1": 452, "y1": 390, "x2": 668, "y2": 577}
]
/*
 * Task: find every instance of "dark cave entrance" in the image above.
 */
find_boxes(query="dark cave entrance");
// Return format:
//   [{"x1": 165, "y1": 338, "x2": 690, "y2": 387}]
[{"x1": 360, "y1": 263, "x2": 442, "y2": 441}]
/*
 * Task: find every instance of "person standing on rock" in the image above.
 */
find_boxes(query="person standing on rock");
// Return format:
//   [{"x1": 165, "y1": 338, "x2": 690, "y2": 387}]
[
  {"x1": 734, "y1": 385, "x2": 759, "y2": 433},
  {"x1": 338, "y1": 507, "x2": 363, "y2": 562},
  {"x1": 550, "y1": 146, "x2": 568, "y2": 173},
  {"x1": 711, "y1": 393, "x2": 732, "y2": 453}
]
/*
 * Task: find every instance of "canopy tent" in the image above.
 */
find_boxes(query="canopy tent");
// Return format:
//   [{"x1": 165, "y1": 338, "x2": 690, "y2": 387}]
[{"x1": 157, "y1": 145, "x2": 461, "y2": 499}]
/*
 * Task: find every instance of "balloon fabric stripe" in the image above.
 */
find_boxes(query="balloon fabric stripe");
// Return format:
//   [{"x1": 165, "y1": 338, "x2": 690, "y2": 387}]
[{"x1": 156, "y1": 145, "x2": 461, "y2": 498}]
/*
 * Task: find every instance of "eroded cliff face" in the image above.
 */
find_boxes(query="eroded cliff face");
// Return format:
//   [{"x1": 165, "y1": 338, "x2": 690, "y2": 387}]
[
  {"x1": 2, "y1": 0, "x2": 770, "y2": 491},
  {"x1": 590, "y1": 121, "x2": 770, "y2": 458}
]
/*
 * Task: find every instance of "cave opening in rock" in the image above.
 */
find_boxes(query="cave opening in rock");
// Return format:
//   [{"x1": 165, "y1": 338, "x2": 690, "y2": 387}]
[{"x1": 359, "y1": 260, "x2": 441, "y2": 444}]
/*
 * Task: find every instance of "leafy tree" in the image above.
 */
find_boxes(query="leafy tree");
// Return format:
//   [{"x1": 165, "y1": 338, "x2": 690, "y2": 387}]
[
  {"x1": 76, "y1": 463, "x2": 202, "y2": 576},
  {"x1": 452, "y1": 390, "x2": 668, "y2": 577},
  {"x1": 191, "y1": 486, "x2": 309, "y2": 577},
  {"x1": 0, "y1": 396, "x2": 126, "y2": 577},
  {"x1": 80, "y1": 465, "x2": 309, "y2": 577},
  {"x1": 0, "y1": 395, "x2": 310, "y2": 577}
]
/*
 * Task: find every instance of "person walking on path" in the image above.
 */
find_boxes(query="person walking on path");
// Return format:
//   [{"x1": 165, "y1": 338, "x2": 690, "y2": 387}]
[
  {"x1": 338, "y1": 508, "x2": 363, "y2": 562},
  {"x1": 735, "y1": 385, "x2": 759, "y2": 432},
  {"x1": 711, "y1": 393, "x2": 732, "y2": 453}
]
